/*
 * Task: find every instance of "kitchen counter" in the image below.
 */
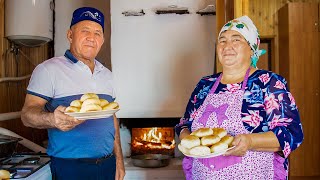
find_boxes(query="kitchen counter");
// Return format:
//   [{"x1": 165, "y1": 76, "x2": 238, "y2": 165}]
[{"x1": 124, "y1": 157, "x2": 185, "y2": 180}]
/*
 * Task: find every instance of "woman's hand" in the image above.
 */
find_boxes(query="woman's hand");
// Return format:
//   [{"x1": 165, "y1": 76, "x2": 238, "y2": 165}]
[
  {"x1": 224, "y1": 132, "x2": 281, "y2": 156},
  {"x1": 224, "y1": 134, "x2": 252, "y2": 156},
  {"x1": 179, "y1": 128, "x2": 191, "y2": 140}
]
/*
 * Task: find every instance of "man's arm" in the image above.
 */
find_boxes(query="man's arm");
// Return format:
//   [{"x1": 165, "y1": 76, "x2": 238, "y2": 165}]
[
  {"x1": 113, "y1": 115, "x2": 125, "y2": 180},
  {"x1": 21, "y1": 94, "x2": 82, "y2": 131}
]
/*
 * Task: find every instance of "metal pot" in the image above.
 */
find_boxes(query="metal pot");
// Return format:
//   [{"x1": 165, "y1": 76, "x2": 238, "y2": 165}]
[
  {"x1": 131, "y1": 154, "x2": 171, "y2": 168},
  {"x1": 0, "y1": 134, "x2": 22, "y2": 158}
]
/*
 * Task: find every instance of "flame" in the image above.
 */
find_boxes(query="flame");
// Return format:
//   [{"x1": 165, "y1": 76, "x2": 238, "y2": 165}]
[
  {"x1": 133, "y1": 127, "x2": 175, "y2": 150},
  {"x1": 142, "y1": 127, "x2": 162, "y2": 143}
]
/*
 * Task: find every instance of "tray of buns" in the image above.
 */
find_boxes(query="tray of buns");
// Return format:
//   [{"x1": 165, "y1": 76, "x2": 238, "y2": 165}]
[
  {"x1": 178, "y1": 128, "x2": 235, "y2": 158},
  {"x1": 64, "y1": 93, "x2": 120, "y2": 120}
]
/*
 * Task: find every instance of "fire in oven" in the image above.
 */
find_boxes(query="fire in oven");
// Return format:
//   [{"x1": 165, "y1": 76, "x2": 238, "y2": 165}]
[
  {"x1": 0, "y1": 153, "x2": 51, "y2": 179},
  {"x1": 131, "y1": 127, "x2": 175, "y2": 156}
]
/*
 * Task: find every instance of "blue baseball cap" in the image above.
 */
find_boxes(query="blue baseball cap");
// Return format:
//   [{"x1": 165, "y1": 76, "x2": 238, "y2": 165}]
[{"x1": 70, "y1": 7, "x2": 104, "y2": 31}]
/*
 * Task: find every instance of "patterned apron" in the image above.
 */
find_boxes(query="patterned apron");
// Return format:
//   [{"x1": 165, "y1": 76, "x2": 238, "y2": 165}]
[{"x1": 182, "y1": 68, "x2": 278, "y2": 180}]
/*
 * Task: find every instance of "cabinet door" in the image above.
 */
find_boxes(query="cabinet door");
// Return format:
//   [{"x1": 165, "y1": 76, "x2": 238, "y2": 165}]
[{"x1": 287, "y1": 3, "x2": 320, "y2": 177}]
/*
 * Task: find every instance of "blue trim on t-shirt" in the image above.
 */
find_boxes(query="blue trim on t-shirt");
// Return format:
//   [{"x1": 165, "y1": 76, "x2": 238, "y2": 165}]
[
  {"x1": 64, "y1": 50, "x2": 78, "y2": 63},
  {"x1": 27, "y1": 90, "x2": 52, "y2": 101}
]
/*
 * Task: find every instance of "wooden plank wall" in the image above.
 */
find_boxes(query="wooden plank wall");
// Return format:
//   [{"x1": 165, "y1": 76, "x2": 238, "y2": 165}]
[
  {"x1": 234, "y1": 0, "x2": 320, "y2": 73},
  {"x1": 0, "y1": 0, "x2": 50, "y2": 147}
]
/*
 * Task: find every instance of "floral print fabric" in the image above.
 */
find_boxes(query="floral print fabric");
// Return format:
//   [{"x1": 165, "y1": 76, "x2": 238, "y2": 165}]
[{"x1": 175, "y1": 69, "x2": 303, "y2": 175}]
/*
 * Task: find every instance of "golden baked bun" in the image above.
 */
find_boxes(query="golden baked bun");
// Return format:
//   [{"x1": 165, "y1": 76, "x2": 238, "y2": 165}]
[
  {"x1": 181, "y1": 135, "x2": 200, "y2": 149},
  {"x1": 213, "y1": 128, "x2": 228, "y2": 138},
  {"x1": 201, "y1": 135, "x2": 221, "y2": 146},
  {"x1": 102, "y1": 102, "x2": 119, "y2": 110},
  {"x1": 0, "y1": 169, "x2": 10, "y2": 180},
  {"x1": 189, "y1": 146, "x2": 211, "y2": 156},
  {"x1": 65, "y1": 106, "x2": 80, "y2": 112},
  {"x1": 220, "y1": 135, "x2": 234, "y2": 147},
  {"x1": 178, "y1": 144, "x2": 190, "y2": 155},
  {"x1": 210, "y1": 142, "x2": 228, "y2": 153},
  {"x1": 70, "y1": 100, "x2": 82, "y2": 108},
  {"x1": 80, "y1": 104, "x2": 102, "y2": 112},
  {"x1": 82, "y1": 98, "x2": 101, "y2": 106},
  {"x1": 191, "y1": 128, "x2": 214, "y2": 137},
  {"x1": 80, "y1": 93, "x2": 99, "y2": 102},
  {"x1": 100, "y1": 99, "x2": 109, "y2": 107}
]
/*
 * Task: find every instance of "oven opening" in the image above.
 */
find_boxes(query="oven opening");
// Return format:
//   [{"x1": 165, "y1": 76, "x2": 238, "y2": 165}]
[
  {"x1": 131, "y1": 127, "x2": 175, "y2": 156},
  {"x1": 120, "y1": 118, "x2": 180, "y2": 157}
]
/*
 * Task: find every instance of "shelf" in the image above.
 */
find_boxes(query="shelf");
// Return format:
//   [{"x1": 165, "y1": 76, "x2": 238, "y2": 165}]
[
  {"x1": 122, "y1": 10, "x2": 145, "y2": 16},
  {"x1": 196, "y1": 12, "x2": 216, "y2": 16},
  {"x1": 155, "y1": 6, "x2": 189, "y2": 15},
  {"x1": 196, "y1": 5, "x2": 216, "y2": 16}
]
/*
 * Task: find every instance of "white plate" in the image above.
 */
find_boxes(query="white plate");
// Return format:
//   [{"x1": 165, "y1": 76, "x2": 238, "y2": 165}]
[
  {"x1": 181, "y1": 145, "x2": 235, "y2": 159},
  {"x1": 65, "y1": 109, "x2": 120, "y2": 120}
]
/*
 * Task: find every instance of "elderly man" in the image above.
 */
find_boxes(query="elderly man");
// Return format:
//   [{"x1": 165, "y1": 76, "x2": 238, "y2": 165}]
[{"x1": 21, "y1": 7, "x2": 125, "y2": 180}]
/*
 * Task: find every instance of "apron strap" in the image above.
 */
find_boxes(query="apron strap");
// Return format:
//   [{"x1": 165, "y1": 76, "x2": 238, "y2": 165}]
[
  {"x1": 210, "y1": 67, "x2": 251, "y2": 93},
  {"x1": 241, "y1": 68, "x2": 251, "y2": 91}
]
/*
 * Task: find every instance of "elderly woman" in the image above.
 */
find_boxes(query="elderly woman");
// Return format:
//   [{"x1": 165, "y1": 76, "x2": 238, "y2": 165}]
[{"x1": 175, "y1": 16, "x2": 303, "y2": 179}]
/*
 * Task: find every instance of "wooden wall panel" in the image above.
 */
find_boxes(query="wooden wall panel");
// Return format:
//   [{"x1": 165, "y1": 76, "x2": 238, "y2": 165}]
[
  {"x1": 0, "y1": 1, "x2": 50, "y2": 148},
  {"x1": 286, "y1": 3, "x2": 320, "y2": 176},
  {"x1": 233, "y1": 0, "x2": 320, "y2": 74}
]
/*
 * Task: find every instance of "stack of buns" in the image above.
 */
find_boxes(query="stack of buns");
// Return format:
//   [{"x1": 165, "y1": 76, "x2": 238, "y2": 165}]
[
  {"x1": 65, "y1": 93, "x2": 119, "y2": 113},
  {"x1": 178, "y1": 128, "x2": 234, "y2": 156}
]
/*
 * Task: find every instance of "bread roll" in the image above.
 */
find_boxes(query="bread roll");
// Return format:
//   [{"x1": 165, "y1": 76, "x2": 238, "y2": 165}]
[
  {"x1": 191, "y1": 128, "x2": 214, "y2": 137},
  {"x1": 0, "y1": 169, "x2": 10, "y2": 179},
  {"x1": 80, "y1": 93, "x2": 99, "y2": 102},
  {"x1": 189, "y1": 146, "x2": 211, "y2": 156},
  {"x1": 210, "y1": 142, "x2": 228, "y2": 153},
  {"x1": 65, "y1": 106, "x2": 80, "y2": 112},
  {"x1": 181, "y1": 135, "x2": 201, "y2": 149},
  {"x1": 201, "y1": 135, "x2": 221, "y2": 146},
  {"x1": 80, "y1": 104, "x2": 102, "y2": 112},
  {"x1": 100, "y1": 99, "x2": 109, "y2": 107},
  {"x1": 220, "y1": 135, "x2": 234, "y2": 147},
  {"x1": 70, "y1": 100, "x2": 82, "y2": 108},
  {"x1": 102, "y1": 102, "x2": 119, "y2": 110},
  {"x1": 178, "y1": 144, "x2": 190, "y2": 155},
  {"x1": 213, "y1": 128, "x2": 228, "y2": 138},
  {"x1": 82, "y1": 98, "x2": 101, "y2": 106}
]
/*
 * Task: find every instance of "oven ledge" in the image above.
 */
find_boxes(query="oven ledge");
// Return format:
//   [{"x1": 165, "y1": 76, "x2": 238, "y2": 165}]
[{"x1": 124, "y1": 157, "x2": 185, "y2": 180}]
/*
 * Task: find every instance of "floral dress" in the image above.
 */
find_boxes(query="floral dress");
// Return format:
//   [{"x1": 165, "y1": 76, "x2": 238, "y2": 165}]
[{"x1": 175, "y1": 69, "x2": 304, "y2": 179}]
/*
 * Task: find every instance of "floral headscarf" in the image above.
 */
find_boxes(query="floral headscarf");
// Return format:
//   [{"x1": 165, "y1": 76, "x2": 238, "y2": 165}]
[{"x1": 218, "y1": 16, "x2": 266, "y2": 68}]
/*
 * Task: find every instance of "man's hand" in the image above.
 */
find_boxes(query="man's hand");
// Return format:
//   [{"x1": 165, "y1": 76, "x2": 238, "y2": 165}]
[
  {"x1": 224, "y1": 134, "x2": 252, "y2": 156},
  {"x1": 51, "y1": 106, "x2": 83, "y2": 131}
]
